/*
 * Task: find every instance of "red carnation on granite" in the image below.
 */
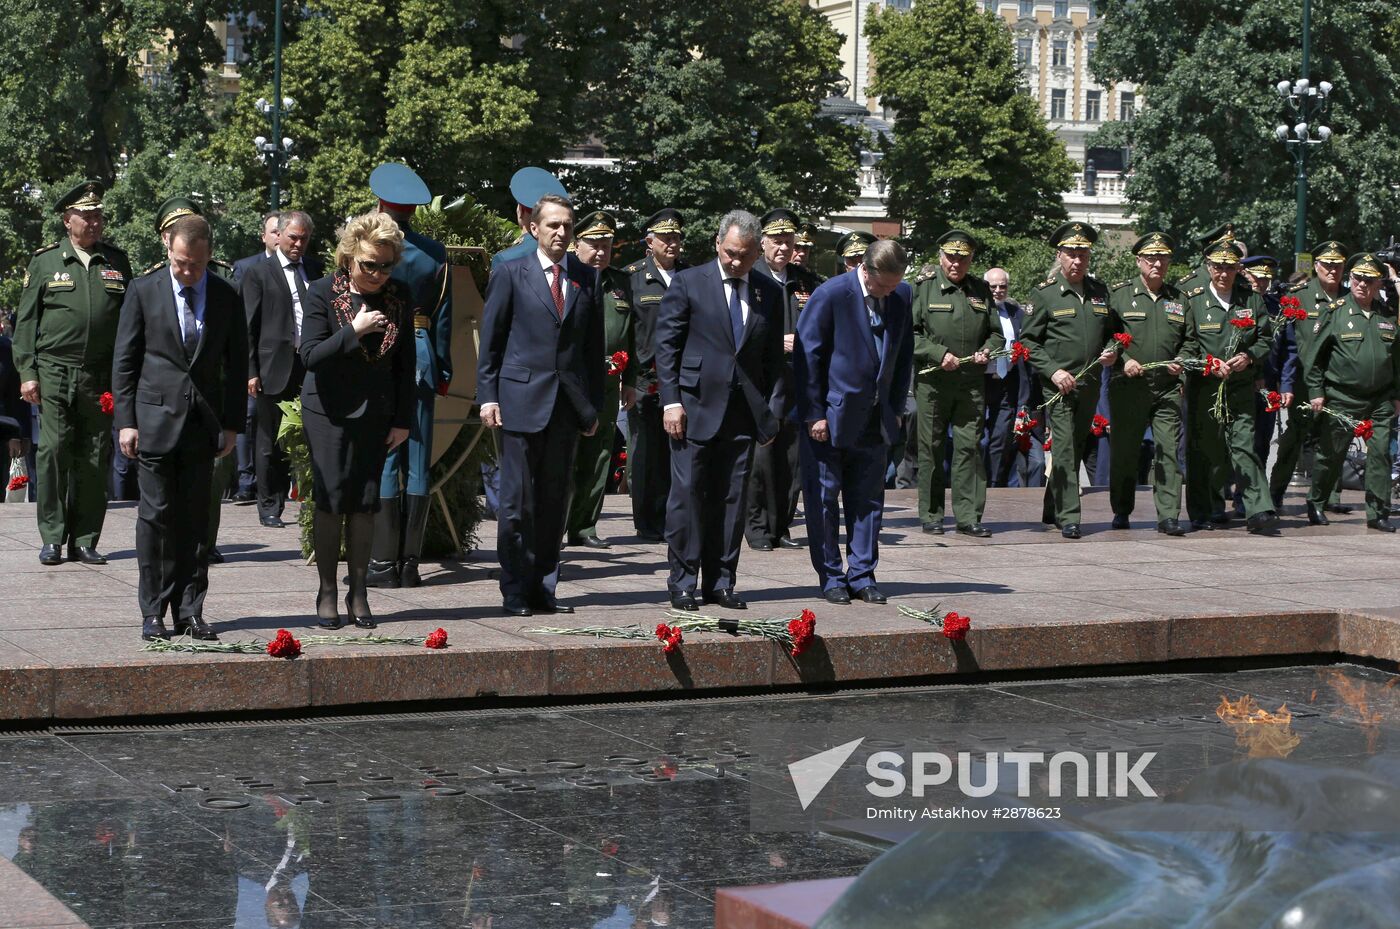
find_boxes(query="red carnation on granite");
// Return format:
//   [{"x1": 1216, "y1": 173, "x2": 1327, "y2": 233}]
[
  {"x1": 99, "y1": 391, "x2": 115, "y2": 415},
  {"x1": 606, "y1": 350, "x2": 629, "y2": 376},
  {"x1": 266, "y1": 629, "x2": 301, "y2": 659},
  {"x1": 7, "y1": 474, "x2": 27, "y2": 492},
  {"x1": 1355, "y1": 419, "x2": 1375, "y2": 441},
  {"x1": 1091, "y1": 414, "x2": 1110, "y2": 437},
  {"x1": 941, "y1": 612, "x2": 971, "y2": 641},
  {"x1": 655, "y1": 622, "x2": 683, "y2": 653},
  {"x1": 1111, "y1": 332, "x2": 1133, "y2": 350},
  {"x1": 424, "y1": 628, "x2": 448, "y2": 649},
  {"x1": 787, "y1": 609, "x2": 817, "y2": 657},
  {"x1": 1229, "y1": 317, "x2": 1255, "y2": 330}
]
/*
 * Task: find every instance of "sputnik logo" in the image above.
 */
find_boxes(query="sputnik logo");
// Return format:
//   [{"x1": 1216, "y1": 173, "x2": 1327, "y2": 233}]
[{"x1": 788, "y1": 738, "x2": 865, "y2": 810}]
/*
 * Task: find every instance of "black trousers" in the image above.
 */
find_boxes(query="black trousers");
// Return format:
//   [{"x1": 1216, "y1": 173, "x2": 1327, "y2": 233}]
[
  {"x1": 136, "y1": 428, "x2": 216, "y2": 621},
  {"x1": 255, "y1": 388, "x2": 296, "y2": 519},
  {"x1": 984, "y1": 369, "x2": 1024, "y2": 487},
  {"x1": 745, "y1": 418, "x2": 800, "y2": 544},
  {"x1": 497, "y1": 401, "x2": 580, "y2": 602},
  {"x1": 628, "y1": 395, "x2": 671, "y2": 536},
  {"x1": 667, "y1": 398, "x2": 755, "y2": 595}
]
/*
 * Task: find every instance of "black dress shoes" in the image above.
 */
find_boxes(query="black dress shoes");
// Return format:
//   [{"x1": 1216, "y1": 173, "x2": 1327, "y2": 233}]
[
  {"x1": 141, "y1": 616, "x2": 170, "y2": 641},
  {"x1": 502, "y1": 599, "x2": 534, "y2": 618},
  {"x1": 748, "y1": 538, "x2": 774, "y2": 551},
  {"x1": 854, "y1": 586, "x2": 887, "y2": 604},
  {"x1": 1061, "y1": 524, "x2": 1082, "y2": 539},
  {"x1": 1329, "y1": 503, "x2": 1354, "y2": 514},
  {"x1": 1246, "y1": 511, "x2": 1281, "y2": 534},
  {"x1": 39, "y1": 544, "x2": 62, "y2": 566},
  {"x1": 1111, "y1": 514, "x2": 1131, "y2": 530},
  {"x1": 637, "y1": 530, "x2": 665, "y2": 543},
  {"x1": 703, "y1": 589, "x2": 747, "y2": 610},
  {"x1": 207, "y1": 547, "x2": 225, "y2": 564},
  {"x1": 921, "y1": 522, "x2": 944, "y2": 535},
  {"x1": 1368, "y1": 518, "x2": 1397, "y2": 533},
  {"x1": 1189, "y1": 519, "x2": 1213, "y2": 531},
  {"x1": 776, "y1": 537, "x2": 802, "y2": 549},
  {"x1": 956, "y1": 523, "x2": 992, "y2": 538},
  {"x1": 1156, "y1": 518, "x2": 1186, "y2": 536},
  {"x1": 1209, "y1": 512, "x2": 1231, "y2": 525},
  {"x1": 531, "y1": 597, "x2": 575, "y2": 614},
  {"x1": 174, "y1": 617, "x2": 218, "y2": 641},
  {"x1": 568, "y1": 535, "x2": 612, "y2": 549},
  {"x1": 232, "y1": 490, "x2": 257, "y2": 505},
  {"x1": 260, "y1": 515, "x2": 285, "y2": 528},
  {"x1": 1306, "y1": 501, "x2": 1329, "y2": 526},
  {"x1": 68, "y1": 546, "x2": 107, "y2": 565},
  {"x1": 669, "y1": 591, "x2": 698, "y2": 612},
  {"x1": 823, "y1": 587, "x2": 851, "y2": 605}
]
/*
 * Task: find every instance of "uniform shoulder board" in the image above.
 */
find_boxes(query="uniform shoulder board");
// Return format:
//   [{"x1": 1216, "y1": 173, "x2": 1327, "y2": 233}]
[
  {"x1": 622, "y1": 261, "x2": 643, "y2": 274},
  {"x1": 100, "y1": 240, "x2": 128, "y2": 255},
  {"x1": 1112, "y1": 279, "x2": 1131, "y2": 290},
  {"x1": 1175, "y1": 272, "x2": 1196, "y2": 285},
  {"x1": 141, "y1": 261, "x2": 168, "y2": 276},
  {"x1": 1287, "y1": 280, "x2": 1308, "y2": 294},
  {"x1": 32, "y1": 242, "x2": 59, "y2": 257},
  {"x1": 913, "y1": 263, "x2": 938, "y2": 284},
  {"x1": 1187, "y1": 286, "x2": 1205, "y2": 297},
  {"x1": 1329, "y1": 298, "x2": 1346, "y2": 309},
  {"x1": 1037, "y1": 276, "x2": 1057, "y2": 289}
]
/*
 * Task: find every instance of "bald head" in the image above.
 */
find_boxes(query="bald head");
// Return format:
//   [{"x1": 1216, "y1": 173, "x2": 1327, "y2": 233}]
[{"x1": 986, "y1": 267, "x2": 1009, "y2": 302}]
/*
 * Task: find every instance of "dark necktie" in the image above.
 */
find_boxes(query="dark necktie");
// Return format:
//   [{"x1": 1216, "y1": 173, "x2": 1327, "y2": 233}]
[
  {"x1": 550, "y1": 264, "x2": 565, "y2": 317},
  {"x1": 180, "y1": 286, "x2": 198, "y2": 358},
  {"x1": 727, "y1": 278, "x2": 745, "y2": 348},
  {"x1": 867, "y1": 295, "x2": 885, "y2": 362}
]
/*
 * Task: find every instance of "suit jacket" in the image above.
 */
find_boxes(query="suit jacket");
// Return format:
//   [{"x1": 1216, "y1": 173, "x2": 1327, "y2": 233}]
[
  {"x1": 655, "y1": 260, "x2": 786, "y2": 443},
  {"x1": 793, "y1": 269, "x2": 913, "y2": 449},
  {"x1": 112, "y1": 268, "x2": 248, "y2": 457},
  {"x1": 231, "y1": 250, "x2": 274, "y2": 284},
  {"x1": 0, "y1": 336, "x2": 31, "y2": 442},
  {"x1": 299, "y1": 274, "x2": 415, "y2": 426},
  {"x1": 241, "y1": 252, "x2": 324, "y2": 396},
  {"x1": 477, "y1": 251, "x2": 604, "y2": 433}
]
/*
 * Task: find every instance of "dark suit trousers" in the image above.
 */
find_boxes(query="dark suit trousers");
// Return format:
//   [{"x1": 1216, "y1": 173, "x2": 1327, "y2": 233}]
[
  {"x1": 800, "y1": 421, "x2": 887, "y2": 594},
  {"x1": 666, "y1": 398, "x2": 755, "y2": 595},
  {"x1": 236, "y1": 395, "x2": 258, "y2": 495},
  {"x1": 497, "y1": 400, "x2": 579, "y2": 601},
  {"x1": 255, "y1": 389, "x2": 295, "y2": 519},
  {"x1": 745, "y1": 419, "x2": 800, "y2": 544},
  {"x1": 136, "y1": 427, "x2": 215, "y2": 620},
  {"x1": 984, "y1": 369, "x2": 1022, "y2": 487},
  {"x1": 628, "y1": 394, "x2": 670, "y2": 536}
]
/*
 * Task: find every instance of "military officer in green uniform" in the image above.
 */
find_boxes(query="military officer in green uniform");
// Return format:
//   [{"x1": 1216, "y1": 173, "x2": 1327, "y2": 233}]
[
  {"x1": 624, "y1": 208, "x2": 687, "y2": 541},
  {"x1": 566, "y1": 211, "x2": 636, "y2": 547},
  {"x1": 835, "y1": 231, "x2": 875, "y2": 274},
  {"x1": 1106, "y1": 232, "x2": 1189, "y2": 535},
  {"x1": 1269, "y1": 239, "x2": 1351, "y2": 512},
  {"x1": 1020, "y1": 221, "x2": 1115, "y2": 539},
  {"x1": 1304, "y1": 253, "x2": 1400, "y2": 530},
  {"x1": 14, "y1": 181, "x2": 132, "y2": 565},
  {"x1": 911, "y1": 230, "x2": 1003, "y2": 537},
  {"x1": 1181, "y1": 240, "x2": 1280, "y2": 534},
  {"x1": 792, "y1": 223, "x2": 825, "y2": 282}
]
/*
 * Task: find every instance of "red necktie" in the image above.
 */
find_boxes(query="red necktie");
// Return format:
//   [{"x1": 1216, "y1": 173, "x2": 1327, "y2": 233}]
[{"x1": 550, "y1": 264, "x2": 564, "y2": 317}]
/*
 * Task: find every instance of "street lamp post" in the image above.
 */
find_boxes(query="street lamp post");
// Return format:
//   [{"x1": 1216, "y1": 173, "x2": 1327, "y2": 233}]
[
  {"x1": 253, "y1": 0, "x2": 295, "y2": 211},
  {"x1": 1273, "y1": 0, "x2": 1332, "y2": 272}
]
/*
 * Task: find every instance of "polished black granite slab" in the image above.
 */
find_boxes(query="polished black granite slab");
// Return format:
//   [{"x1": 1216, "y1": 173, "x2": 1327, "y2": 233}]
[{"x1": 2, "y1": 664, "x2": 1397, "y2": 928}]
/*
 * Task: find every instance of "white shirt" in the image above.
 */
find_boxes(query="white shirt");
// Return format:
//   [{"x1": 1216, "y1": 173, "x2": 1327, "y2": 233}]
[
  {"x1": 1210, "y1": 284, "x2": 1232, "y2": 312},
  {"x1": 656, "y1": 264, "x2": 673, "y2": 287},
  {"x1": 662, "y1": 263, "x2": 752, "y2": 412},
  {"x1": 536, "y1": 248, "x2": 570, "y2": 305},
  {"x1": 279, "y1": 253, "x2": 307, "y2": 346},
  {"x1": 770, "y1": 267, "x2": 787, "y2": 287},
  {"x1": 988, "y1": 300, "x2": 1019, "y2": 375}
]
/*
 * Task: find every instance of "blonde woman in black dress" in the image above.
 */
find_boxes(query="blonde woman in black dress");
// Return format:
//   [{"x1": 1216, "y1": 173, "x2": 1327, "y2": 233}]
[{"x1": 300, "y1": 212, "x2": 414, "y2": 628}]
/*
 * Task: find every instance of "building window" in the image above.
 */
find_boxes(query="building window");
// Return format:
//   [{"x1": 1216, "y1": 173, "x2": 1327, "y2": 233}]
[
  {"x1": 225, "y1": 37, "x2": 238, "y2": 64},
  {"x1": 1090, "y1": 1, "x2": 1100, "y2": 16},
  {"x1": 1119, "y1": 91, "x2": 1136, "y2": 121},
  {"x1": 886, "y1": 0, "x2": 912, "y2": 8},
  {"x1": 1052, "y1": 38, "x2": 1067, "y2": 67},
  {"x1": 1016, "y1": 37, "x2": 1032, "y2": 66},
  {"x1": 1050, "y1": 88, "x2": 1066, "y2": 120},
  {"x1": 1019, "y1": 0, "x2": 1034, "y2": 15},
  {"x1": 1086, "y1": 40, "x2": 1097, "y2": 60},
  {"x1": 1054, "y1": 0, "x2": 1068, "y2": 16},
  {"x1": 984, "y1": 0, "x2": 997, "y2": 11},
  {"x1": 1085, "y1": 89, "x2": 1101, "y2": 122}
]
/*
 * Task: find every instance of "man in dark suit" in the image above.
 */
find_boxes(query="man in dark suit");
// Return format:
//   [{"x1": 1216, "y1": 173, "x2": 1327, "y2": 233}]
[
  {"x1": 794, "y1": 240, "x2": 914, "y2": 604},
  {"x1": 231, "y1": 211, "x2": 280, "y2": 283},
  {"x1": 229, "y1": 210, "x2": 280, "y2": 503},
  {"x1": 112, "y1": 215, "x2": 247, "y2": 641},
  {"x1": 478, "y1": 194, "x2": 604, "y2": 616},
  {"x1": 240, "y1": 210, "x2": 323, "y2": 527},
  {"x1": 983, "y1": 266, "x2": 1044, "y2": 487},
  {"x1": 656, "y1": 210, "x2": 786, "y2": 611}
]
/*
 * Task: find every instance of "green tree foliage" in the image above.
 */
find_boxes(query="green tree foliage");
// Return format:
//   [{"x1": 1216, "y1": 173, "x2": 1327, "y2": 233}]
[
  {"x1": 865, "y1": 0, "x2": 1076, "y2": 251},
  {"x1": 1091, "y1": 0, "x2": 1400, "y2": 262},
  {"x1": 566, "y1": 0, "x2": 861, "y2": 252}
]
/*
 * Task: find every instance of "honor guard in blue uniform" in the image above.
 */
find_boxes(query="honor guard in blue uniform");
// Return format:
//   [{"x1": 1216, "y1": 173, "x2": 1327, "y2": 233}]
[{"x1": 364, "y1": 163, "x2": 453, "y2": 588}]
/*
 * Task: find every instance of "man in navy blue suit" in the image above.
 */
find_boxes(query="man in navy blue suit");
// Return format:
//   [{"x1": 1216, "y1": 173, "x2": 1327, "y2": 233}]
[
  {"x1": 655, "y1": 210, "x2": 786, "y2": 611},
  {"x1": 794, "y1": 239, "x2": 914, "y2": 604},
  {"x1": 477, "y1": 194, "x2": 604, "y2": 616}
]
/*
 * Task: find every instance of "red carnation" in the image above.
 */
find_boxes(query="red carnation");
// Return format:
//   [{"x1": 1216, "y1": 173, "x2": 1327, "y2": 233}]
[
  {"x1": 1203, "y1": 354, "x2": 1224, "y2": 377},
  {"x1": 1281, "y1": 299, "x2": 1307, "y2": 322},
  {"x1": 606, "y1": 350, "x2": 629, "y2": 376},
  {"x1": 1042, "y1": 437, "x2": 1052, "y2": 451},
  {"x1": 1015, "y1": 433, "x2": 1032, "y2": 454},
  {"x1": 1229, "y1": 317, "x2": 1255, "y2": 330},
  {"x1": 6, "y1": 474, "x2": 27, "y2": 492},
  {"x1": 1355, "y1": 419, "x2": 1375, "y2": 441},
  {"x1": 942, "y1": 612, "x2": 971, "y2": 640},
  {"x1": 266, "y1": 629, "x2": 301, "y2": 659},
  {"x1": 424, "y1": 628, "x2": 448, "y2": 649},
  {"x1": 1111, "y1": 332, "x2": 1133, "y2": 350},
  {"x1": 655, "y1": 622, "x2": 683, "y2": 653},
  {"x1": 1010, "y1": 341, "x2": 1031, "y2": 364},
  {"x1": 1091, "y1": 414, "x2": 1110, "y2": 437},
  {"x1": 99, "y1": 391, "x2": 114, "y2": 415},
  {"x1": 1265, "y1": 390, "x2": 1283, "y2": 413},
  {"x1": 647, "y1": 383, "x2": 659, "y2": 395},
  {"x1": 617, "y1": 451, "x2": 627, "y2": 463},
  {"x1": 289, "y1": 485, "x2": 300, "y2": 501},
  {"x1": 787, "y1": 609, "x2": 817, "y2": 657}
]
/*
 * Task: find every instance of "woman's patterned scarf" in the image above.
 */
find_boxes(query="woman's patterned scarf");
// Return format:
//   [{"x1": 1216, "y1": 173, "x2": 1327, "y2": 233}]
[{"x1": 330, "y1": 268, "x2": 401, "y2": 362}]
